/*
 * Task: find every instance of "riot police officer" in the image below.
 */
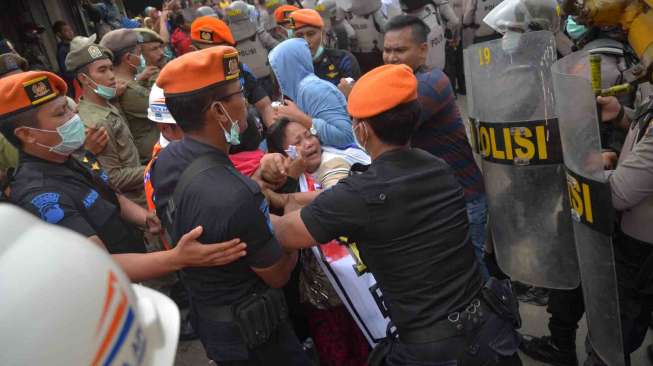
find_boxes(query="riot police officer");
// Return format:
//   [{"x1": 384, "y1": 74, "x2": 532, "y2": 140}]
[
  {"x1": 226, "y1": 0, "x2": 279, "y2": 96},
  {"x1": 400, "y1": 0, "x2": 461, "y2": 71},
  {"x1": 345, "y1": 0, "x2": 387, "y2": 73}
]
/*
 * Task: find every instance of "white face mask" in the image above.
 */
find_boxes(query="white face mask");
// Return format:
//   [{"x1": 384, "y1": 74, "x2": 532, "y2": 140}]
[{"x1": 353, "y1": 121, "x2": 368, "y2": 153}]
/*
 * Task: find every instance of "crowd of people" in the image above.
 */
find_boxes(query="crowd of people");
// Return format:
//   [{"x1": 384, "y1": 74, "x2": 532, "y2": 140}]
[{"x1": 0, "y1": 0, "x2": 652, "y2": 365}]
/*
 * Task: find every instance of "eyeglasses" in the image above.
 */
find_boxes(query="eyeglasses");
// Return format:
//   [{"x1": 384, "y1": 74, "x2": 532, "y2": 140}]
[{"x1": 220, "y1": 87, "x2": 244, "y2": 101}]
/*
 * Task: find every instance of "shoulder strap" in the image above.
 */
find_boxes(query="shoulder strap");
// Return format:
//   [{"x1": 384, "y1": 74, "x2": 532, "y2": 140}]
[
  {"x1": 163, "y1": 152, "x2": 229, "y2": 245},
  {"x1": 635, "y1": 98, "x2": 653, "y2": 144}
]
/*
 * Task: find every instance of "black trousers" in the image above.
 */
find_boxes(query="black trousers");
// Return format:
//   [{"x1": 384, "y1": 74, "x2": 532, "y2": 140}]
[
  {"x1": 546, "y1": 286, "x2": 585, "y2": 349},
  {"x1": 384, "y1": 308, "x2": 522, "y2": 366},
  {"x1": 196, "y1": 320, "x2": 312, "y2": 366},
  {"x1": 444, "y1": 43, "x2": 465, "y2": 94}
]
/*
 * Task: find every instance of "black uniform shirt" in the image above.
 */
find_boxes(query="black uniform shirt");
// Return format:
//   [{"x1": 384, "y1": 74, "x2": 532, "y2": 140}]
[
  {"x1": 151, "y1": 137, "x2": 283, "y2": 306},
  {"x1": 314, "y1": 48, "x2": 362, "y2": 86},
  {"x1": 10, "y1": 151, "x2": 144, "y2": 254},
  {"x1": 300, "y1": 148, "x2": 483, "y2": 333},
  {"x1": 241, "y1": 63, "x2": 268, "y2": 105}
]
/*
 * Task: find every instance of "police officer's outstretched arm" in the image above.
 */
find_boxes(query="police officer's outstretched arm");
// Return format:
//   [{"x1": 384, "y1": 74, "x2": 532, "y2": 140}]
[
  {"x1": 273, "y1": 181, "x2": 368, "y2": 249},
  {"x1": 90, "y1": 226, "x2": 247, "y2": 282}
]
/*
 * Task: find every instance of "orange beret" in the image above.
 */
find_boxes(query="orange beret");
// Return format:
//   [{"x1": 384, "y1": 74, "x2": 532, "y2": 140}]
[
  {"x1": 157, "y1": 46, "x2": 240, "y2": 97},
  {"x1": 290, "y1": 9, "x2": 324, "y2": 30},
  {"x1": 274, "y1": 5, "x2": 299, "y2": 25},
  {"x1": 0, "y1": 71, "x2": 67, "y2": 120},
  {"x1": 348, "y1": 64, "x2": 418, "y2": 119},
  {"x1": 191, "y1": 16, "x2": 235, "y2": 46}
]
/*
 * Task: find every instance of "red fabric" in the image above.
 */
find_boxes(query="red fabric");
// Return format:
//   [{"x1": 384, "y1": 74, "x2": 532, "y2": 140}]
[
  {"x1": 171, "y1": 28, "x2": 193, "y2": 56},
  {"x1": 229, "y1": 149, "x2": 265, "y2": 177},
  {"x1": 305, "y1": 304, "x2": 370, "y2": 366},
  {"x1": 73, "y1": 78, "x2": 82, "y2": 103}
]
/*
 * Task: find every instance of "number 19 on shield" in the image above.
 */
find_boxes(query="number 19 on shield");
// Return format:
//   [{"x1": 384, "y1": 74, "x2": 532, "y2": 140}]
[{"x1": 479, "y1": 47, "x2": 491, "y2": 66}]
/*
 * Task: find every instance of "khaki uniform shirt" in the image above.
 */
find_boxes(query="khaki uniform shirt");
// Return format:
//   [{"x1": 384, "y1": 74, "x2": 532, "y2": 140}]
[
  {"x1": 609, "y1": 98, "x2": 653, "y2": 244},
  {"x1": 78, "y1": 99, "x2": 146, "y2": 206},
  {"x1": 0, "y1": 135, "x2": 18, "y2": 171},
  {"x1": 118, "y1": 79, "x2": 159, "y2": 164}
]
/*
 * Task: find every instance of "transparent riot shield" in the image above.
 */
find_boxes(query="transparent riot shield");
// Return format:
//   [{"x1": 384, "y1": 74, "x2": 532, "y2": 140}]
[
  {"x1": 463, "y1": 30, "x2": 579, "y2": 289},
  {"x1": 552, "y1": 51, "x2": 625, "y2": 366}
]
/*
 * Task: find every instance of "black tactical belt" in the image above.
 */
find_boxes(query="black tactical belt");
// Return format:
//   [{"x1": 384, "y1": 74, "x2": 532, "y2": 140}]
[{"x1": 398, "y1": 298, "x2": 489, "y2": 344}]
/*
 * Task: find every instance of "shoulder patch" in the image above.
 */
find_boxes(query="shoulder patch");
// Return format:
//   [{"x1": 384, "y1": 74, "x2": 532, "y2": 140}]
[
  {"x1": 99, "y1": 170, "x2": 110, "y2": 183},
  {"x1": 259, "y1": 199, "x2": 274, "y2": 234},
  {"x1": 31, "y1": 192, "x2": 65, "y2": 224},
  {"x1": 83, "y1": 190, "x2": 99, "y2": 208}
]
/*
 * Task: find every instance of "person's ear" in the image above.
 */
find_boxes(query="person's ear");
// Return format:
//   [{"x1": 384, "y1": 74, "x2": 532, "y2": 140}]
[
  {"x1": 208, "y1": 101, "x2": 228, "y2": 128},
  {"x1": 419, "y1": 42, "x2": 428, "y2": 58},
  {"x1": 13, "y1": 127, "x2": 37, "y2": 145},
  {"x1": 78, "y1": 73, "x2": 92, "y2": 88}
]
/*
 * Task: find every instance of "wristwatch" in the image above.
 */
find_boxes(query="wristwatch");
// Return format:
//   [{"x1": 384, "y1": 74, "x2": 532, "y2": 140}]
[{"x1": 309, "y1": 122, "x2": 317, "y2": 136}]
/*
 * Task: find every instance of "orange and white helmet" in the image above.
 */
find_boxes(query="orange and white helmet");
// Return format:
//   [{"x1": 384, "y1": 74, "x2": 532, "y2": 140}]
[{"x1": 0, "y1": 204, "x2": 180, "y2": 366}]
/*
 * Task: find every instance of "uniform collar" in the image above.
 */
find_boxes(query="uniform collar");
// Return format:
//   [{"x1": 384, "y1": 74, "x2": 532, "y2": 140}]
[
  {"x1": 78, "y1": 98, "x2": 121, "y2": 120},
  {"x1": 19, "y1": 150, "x2": 67, "y2": 166},
  {"x1": 183, "y1": 137, "x2": 232, "y2": 165},
  {"x1": 372, "y1": 147, "x2": 410, "y2": 163}
]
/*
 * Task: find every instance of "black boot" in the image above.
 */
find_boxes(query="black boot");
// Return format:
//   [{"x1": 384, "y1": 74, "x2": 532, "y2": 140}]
[
  {"x1": 520, "y1": 335, "x2": 578, "y2": 366},
  {"x1": 520, "y1": 324, "x2": 578, "y2": 366}
]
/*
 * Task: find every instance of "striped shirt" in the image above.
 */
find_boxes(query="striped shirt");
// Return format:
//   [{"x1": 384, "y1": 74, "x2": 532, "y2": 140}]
[{"x1": 413, "y1": 66, "x2": 485, "y2": 202}]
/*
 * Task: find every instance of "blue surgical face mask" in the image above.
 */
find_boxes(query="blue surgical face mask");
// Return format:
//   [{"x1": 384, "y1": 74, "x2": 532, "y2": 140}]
[
  {"x1": 312, "y1": 45, "x2": 325, "y2": 61},
  {"x1": 30, "y1": 114, "x2": 86, "y2": 156},
  {"x1": 84, "y1": 74, "x2": 117, "y2": 100},
  {"x1": 566, "y1": 18, "x2": 588, "y2": 41},
  {"x1": 218, "y1": 102, "x2": 241, "y2": 146}
]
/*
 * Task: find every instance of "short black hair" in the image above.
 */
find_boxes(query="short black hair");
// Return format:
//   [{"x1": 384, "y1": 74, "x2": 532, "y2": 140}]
[
  {"x1": 366, "y1": 100, "x2": 421, "y2": 146},
  {"x1": 52, "y1": 21, "x2": 68, "y2": 35},
  {"x1": 384, "y1": 15, "x2": 430, "y2": 44},
  {"x1": 266, "y1": 117, "x2": 292, "y2": 156},
  {"x1": 74, "y1": 64, "x2": 90, "y2": 85},
  {"x1": 112, "y1": 46, "x2": 138, "y2": 66},
  {"x1": 165, "y1": 82, "x2": 237, "y2": 133},
  {"x1": 0, "y1": 107, "x2": 39, "y2": 148}
]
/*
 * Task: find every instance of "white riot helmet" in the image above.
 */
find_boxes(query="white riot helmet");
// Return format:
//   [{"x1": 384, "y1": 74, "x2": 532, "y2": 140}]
[
  {"x1": 0, "y1": 204, "x2": 180, "y2": 366},
  {"x1": 227, "y1": 1, "x2": 258, "y2": 41},
  {"x1": 197, "y1": 6, "x2": 219, "y2": 18},
  {"x1": 484, "y1": 0, "x2": 561, "y2": 35},
  {"x1": 148, "y1": 83, "x2": 177, "y2": 148},
  {"x1": 484, "y1": 0, "x2": 561, "y2": 53},
  {"x1": 316, "y1": 0, "x2": 337, "y2": 22}
]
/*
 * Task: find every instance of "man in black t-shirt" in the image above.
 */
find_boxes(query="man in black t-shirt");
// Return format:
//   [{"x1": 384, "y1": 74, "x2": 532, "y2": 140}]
[
  {"x1": 151, "y1": 46, "x2": 310, "y2": 366},
  {"x1": 272, "y1": 64, "x2": 522, "y2": 365}
]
